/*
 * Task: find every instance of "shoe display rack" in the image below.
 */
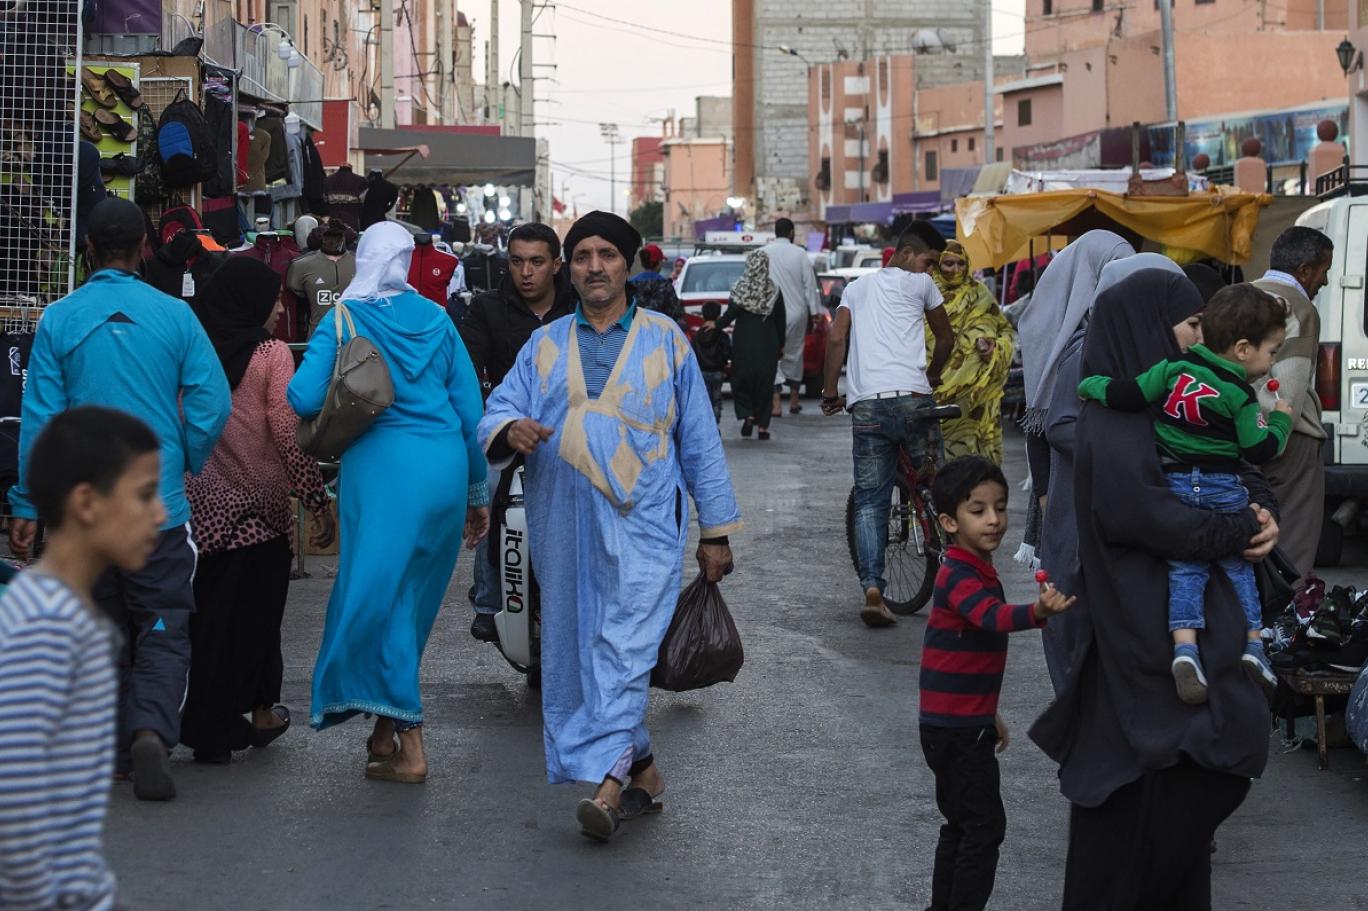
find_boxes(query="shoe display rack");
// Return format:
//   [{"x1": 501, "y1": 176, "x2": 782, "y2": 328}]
[
  {"x1": 0, "y1": 0, "x2": 82, "y2": 309},
  {"x1": 1278, "y1": 669, "x2": 1361, "y2": 770}
]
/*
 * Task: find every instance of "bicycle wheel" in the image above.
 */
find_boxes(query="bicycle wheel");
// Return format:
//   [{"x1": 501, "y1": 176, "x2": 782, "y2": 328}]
[{"x1": 845, "y1": 481, "x2": 941, "y2": 615}]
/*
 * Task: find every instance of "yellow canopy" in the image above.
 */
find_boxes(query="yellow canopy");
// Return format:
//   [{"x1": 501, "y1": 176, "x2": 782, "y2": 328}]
[{"x1": 955, "y1": 187, "x2": 1271, "y2": 269}]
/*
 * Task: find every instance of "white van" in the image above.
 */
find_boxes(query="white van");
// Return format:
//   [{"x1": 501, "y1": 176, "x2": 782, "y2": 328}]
[{"x1": 1293, "y1": 196, "x2": 1368, "y2": 565}]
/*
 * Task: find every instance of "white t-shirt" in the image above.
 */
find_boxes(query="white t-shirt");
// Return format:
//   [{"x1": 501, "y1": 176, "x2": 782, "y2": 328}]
[{"x1": 838, "y1": 268, "x2": 943, "y2": 405}]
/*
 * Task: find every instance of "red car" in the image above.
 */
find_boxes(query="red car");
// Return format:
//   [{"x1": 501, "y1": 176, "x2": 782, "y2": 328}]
[{"x1": 676, "y1": 254, "x2": 830, "y2": 396}]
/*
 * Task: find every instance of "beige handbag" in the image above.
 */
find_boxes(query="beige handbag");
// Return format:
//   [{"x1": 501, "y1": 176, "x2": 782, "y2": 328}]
[{"x1": 297, "y1": 301, "x2": 394, "y2": 461}]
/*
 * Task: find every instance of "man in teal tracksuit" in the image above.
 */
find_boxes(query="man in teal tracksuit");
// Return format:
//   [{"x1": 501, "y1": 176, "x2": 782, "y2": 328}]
[{"x1": 9, "y1": 198, "x2": 231, "y2": 800}]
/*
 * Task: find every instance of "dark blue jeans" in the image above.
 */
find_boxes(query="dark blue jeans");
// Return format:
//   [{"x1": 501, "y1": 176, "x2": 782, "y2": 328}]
[
  {"x1": 1164, "y1": 468, "x2": 1261, "y2": 633},
  {"x1": 851, "y1": 394, "x2": 936, "y2": 593}
]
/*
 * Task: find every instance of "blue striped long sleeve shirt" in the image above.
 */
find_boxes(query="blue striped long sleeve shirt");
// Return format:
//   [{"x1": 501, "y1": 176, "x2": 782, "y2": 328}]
[{"x1": 0, "y1": 572, "x2": 118, "y2": 911}]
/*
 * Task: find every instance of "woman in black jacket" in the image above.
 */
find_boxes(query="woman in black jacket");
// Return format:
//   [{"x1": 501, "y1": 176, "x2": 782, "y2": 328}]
[{"x1": 1030, "y1": 269, "x2": 1279, "y2": 910}]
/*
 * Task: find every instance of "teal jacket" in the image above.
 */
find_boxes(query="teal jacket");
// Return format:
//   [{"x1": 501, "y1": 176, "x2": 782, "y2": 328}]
[{"x1": 10, "y1": 269, "x2": 231, "y2": 529}]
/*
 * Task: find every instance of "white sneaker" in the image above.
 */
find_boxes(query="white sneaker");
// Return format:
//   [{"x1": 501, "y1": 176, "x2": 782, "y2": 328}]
[
  {"x1": 1172, "y1": 653, "x2": 1209, "y2": 705},
  {"x1": 1242, "y1": 651, "x2": 1278, "y2": 697}
]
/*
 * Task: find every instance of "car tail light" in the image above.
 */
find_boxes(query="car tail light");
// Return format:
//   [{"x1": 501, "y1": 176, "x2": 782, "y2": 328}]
[{"x1": 1317, "y1": 342, "x2": 1341, "y2": 411}]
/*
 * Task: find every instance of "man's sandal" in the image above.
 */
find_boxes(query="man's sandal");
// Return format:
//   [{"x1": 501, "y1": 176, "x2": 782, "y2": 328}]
[
  {"x1": 618, "y1": 787, "x2": 664, "y2": 820},
  {"x1": 576, "y1": 798, "x2": 621, "y2": 842}
]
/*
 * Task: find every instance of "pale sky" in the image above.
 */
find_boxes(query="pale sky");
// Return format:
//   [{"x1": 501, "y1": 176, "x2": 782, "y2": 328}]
[{"x1": 486, "y1": 0, "x2": 1027, "y2": 214}]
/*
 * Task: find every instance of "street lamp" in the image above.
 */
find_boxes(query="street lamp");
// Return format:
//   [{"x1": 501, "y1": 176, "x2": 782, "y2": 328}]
[
  {"x1": 778, "y1": 44, "x2": 812, "y2": 66},
  {"x1": 253, "y1": 23, "x2": 303, "y2": 69},
  {"x1": 1337, "y1": 38, "x2": 1358, "y2": 75}
]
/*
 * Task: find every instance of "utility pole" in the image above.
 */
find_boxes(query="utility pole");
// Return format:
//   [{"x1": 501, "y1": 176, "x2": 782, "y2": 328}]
[
  {"x1": 489, "y1": 0, "x2": 501, "y2": 129},
  {"x1": 1159, "y1": 0, "x2": 1178, "y2": 122},
  {"x1": 437, "y1": 0, "x2": 453, "y2": 123},
  {"x1": 380, "y1": 0, "x2": 395, "y2": 128},
  {"x1": 519, "y1": 0, "x2": 534, "y2": 138},
  {"x1": 600, "y1": 123, "x2": 622, "y2": 215},
  {"x1": 982, "y1": 0, "x2": 994, "y2": 164}
]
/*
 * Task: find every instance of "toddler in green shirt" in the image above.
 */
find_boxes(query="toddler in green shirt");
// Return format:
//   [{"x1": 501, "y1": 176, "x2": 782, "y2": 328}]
[{"x1": 1079, "y1": 283, "x2": 1292, "y2": 704}]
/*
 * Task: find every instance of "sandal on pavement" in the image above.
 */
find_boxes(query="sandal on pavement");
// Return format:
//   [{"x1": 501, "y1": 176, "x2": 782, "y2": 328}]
[
  {"x1": 364, "y1": 759, "x2": 427, "y2": 784},
  {"x1": 740, "y1": 418, "x2": 754, "y2": 438},
  {"x1": 618, "y1": 787, "x2": 664, "y2": 820},
  {"x1": 576, "y1": 798, "x2": 620, "y2": 842},
  {"x1": 248, "y1": 705, "x2": 291, "y2": 749},
  {"x1": 789, "y1": 404, "x2": 803, "y2": 414},
  {"x1": 757, "y1": 428, "x2": 771, "y2": 441}
]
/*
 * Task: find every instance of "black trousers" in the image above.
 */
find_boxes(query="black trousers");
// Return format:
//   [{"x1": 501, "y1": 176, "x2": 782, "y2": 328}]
[
  {"x1": 1062, "y1": 763, "x2": 1251, "y2": 911},
  {"x1": 180, "y1": 536, "x2": 292, "y2": 754},
  {"x1": 94, "y1": 524, "x2": 197, "y2": 764},
  {"x1": 920, "y1": 724, "x2": 1006, "y2": 911}
]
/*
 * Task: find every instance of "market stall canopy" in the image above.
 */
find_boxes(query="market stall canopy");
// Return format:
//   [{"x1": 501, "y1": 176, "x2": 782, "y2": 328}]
[
  {"x1": 955, "y1": 187, "x2": 1271, "y2": 269},
  {"x1": 358, "y1": 126, "x2": 537, "y2": 186}
]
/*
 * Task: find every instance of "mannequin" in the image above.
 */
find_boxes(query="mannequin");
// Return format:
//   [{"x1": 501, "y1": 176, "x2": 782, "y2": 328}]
[
  {"x1": 323, "y1": 163, "x2": 368, "y2": 231},
  {"x1": 360, "y1": 167, "x2": 399, "y2": 229},
  {"x1": 407, "y1": 232, "x2": 458, "y2": 306},
  {"x1": 287, "y1": 219, "x2": 357, "y2": 333}
]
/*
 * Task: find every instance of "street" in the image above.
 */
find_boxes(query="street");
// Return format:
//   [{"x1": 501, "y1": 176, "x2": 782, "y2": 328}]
[{"x1": 106, "y1": 414, "x2": 1368, "y2": 911}]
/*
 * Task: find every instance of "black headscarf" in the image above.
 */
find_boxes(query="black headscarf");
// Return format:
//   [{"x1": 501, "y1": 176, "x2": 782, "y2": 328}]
[
  {"x1": 194, "y1": 257, "x2": 282, "y2": 389},
  {"x1": 562, "y1": 210, "x2": 642, "y2": 265},
  {"x1": 1181, "y1": 262, "x2": 1226, "y2": 305},
  {"x1": 1079, "y1": 268, "x2": 1205, "y2": 380},
  {"x1": 1031, "y1": 266, "x2": 1268, "y2": 813}
]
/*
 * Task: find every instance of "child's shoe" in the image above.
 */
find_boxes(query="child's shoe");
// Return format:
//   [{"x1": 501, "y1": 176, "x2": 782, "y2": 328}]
[
  {"x1": 1241, "y1": 640, "x2": 1278, "y2": 698},
  {"x1": 1172, "y1": 643, "x2": 1209, "y2": 705}
]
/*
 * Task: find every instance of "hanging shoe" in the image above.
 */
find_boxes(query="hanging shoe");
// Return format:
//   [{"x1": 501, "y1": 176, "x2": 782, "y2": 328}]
[
  {"x1": 79, "y1": 110, "x2": 102, "y2": 143},
  {"x1": 102, "y1": 68, "x2": 145, "y2": 110},
  {"x1": 81, "y1": 68, "x2": 118, "y2": 109},
  {"x1": 99, "y1": 153, "x2": 145, "y2": 177},
  {"x1": 93, "y1": 109, "x2": 136, "y2": 143}
]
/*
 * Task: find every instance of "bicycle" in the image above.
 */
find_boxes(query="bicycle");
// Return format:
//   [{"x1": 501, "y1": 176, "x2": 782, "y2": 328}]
[{"x1": 843, "y1": 403, "x2": 961, "y2": 615}]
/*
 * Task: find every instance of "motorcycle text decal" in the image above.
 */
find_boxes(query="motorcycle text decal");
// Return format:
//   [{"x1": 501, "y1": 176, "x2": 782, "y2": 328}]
[{"x1": 503, "y1": 527, "x2": 526, "y2": 614}]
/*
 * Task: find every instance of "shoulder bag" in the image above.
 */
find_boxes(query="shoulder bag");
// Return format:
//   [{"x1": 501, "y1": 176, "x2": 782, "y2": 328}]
[{"x1": 297, "y1": 301, "x2": 394, "y2": 460}]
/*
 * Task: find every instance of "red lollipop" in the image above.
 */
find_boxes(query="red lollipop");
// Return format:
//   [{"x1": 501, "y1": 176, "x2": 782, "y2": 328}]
[
  {"x1": 1267, "y1": 379, "x2": 1281, "y2": 396},
  {"x1": 1035, "y1": 570, "x2": 1049, "y2": 584}
]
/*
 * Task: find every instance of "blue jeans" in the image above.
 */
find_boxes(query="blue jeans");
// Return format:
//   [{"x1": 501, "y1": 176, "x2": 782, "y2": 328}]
[
  {"x1": 852, "y1": 394, "x2": 937, "y2": 593},
  {"x1": 472, "y1": 462, "x2": 502, "y2": 616},
  {"x1": 1165, "y1": 468, "x2": 1261, "y2": 633}
]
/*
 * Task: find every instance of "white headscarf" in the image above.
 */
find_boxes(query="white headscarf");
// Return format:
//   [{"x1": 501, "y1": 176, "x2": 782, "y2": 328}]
[{"x1": 341, "y1": 221, "x2": 416, "y2": 302}]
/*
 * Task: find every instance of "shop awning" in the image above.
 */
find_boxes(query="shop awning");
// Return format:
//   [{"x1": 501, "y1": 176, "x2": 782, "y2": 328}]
[
  {"x1": 955, "y1": 187, "x2": 1271, "y2": 269},
  {"x1": 358, "y1": 127, "x2": 537, "y2": 186},
  {"x1": 939, "y1": 168, "x2": 981, "y2": 205},
  {"x1": 892, "y1": 191, "x2": 944, "y2": 215},
  {"x1": 824, "y1": 201, "x2": 896, "y2": 224}
]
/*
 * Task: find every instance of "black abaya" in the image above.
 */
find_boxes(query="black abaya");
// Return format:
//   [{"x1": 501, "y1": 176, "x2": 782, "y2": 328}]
[{"x1": 717, "y1": 296, "x2": 786, "y2": 429}]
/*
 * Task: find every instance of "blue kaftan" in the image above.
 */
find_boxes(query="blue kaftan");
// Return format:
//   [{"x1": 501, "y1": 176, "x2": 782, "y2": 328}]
[
  {"x1": 288, "y1": 291, "x2": 487, "y2": 729},
  {"x1": 479, "y1": 307, "x2": 742, "y2": 784}
]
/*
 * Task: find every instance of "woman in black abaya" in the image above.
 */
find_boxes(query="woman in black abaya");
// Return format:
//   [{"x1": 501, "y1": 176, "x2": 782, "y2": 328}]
[{"x1": 1030, "y1": 270, "x2": 1280, "y2": 910}]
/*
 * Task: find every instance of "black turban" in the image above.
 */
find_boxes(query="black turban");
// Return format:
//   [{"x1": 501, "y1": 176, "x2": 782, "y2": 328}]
[{"x1": 563, "y1": 210, "x2": 642, "y2": 266}]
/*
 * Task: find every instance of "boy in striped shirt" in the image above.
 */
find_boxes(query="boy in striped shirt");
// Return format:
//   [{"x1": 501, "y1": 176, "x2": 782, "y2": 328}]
[
  {"x1": 919, "y1": 456, "x2": 1074, "y2": 911},
  {"x1": 0, "y1": 407, "x2": 165, "y2": 911}
]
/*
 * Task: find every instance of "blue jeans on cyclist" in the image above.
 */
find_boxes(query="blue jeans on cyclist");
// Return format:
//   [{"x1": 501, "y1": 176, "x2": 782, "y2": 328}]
[{"x1": 852, "y1": 393, "x2": 937, "y2": 594}]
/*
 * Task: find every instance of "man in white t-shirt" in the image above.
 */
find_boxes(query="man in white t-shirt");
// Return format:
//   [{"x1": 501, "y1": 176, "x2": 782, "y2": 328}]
[{"x1": 821, "y1": 224, "x2": 953, "y2": 627}]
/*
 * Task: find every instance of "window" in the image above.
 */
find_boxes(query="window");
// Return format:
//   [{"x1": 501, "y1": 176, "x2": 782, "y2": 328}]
[
  {"x1": 925, "y1": 150, "x2": 939, "y2": 181},
  {"x1": 997, "y1": 147, "x2": 1004, "y2": 162},
  {"x1": 1092, "y1": 0, "x2": 1103, "y2": 10},
  {"x1": 1018, "y1": 99, "x2": 1032, "y2": 126},
  {"x1": 951, "y1": 138, "x2": 958, "y2": 153},
  {"x1": 969, "y1": 136, "x2": 976, "y2": 151},
  {"x1": 1043, "y1": 0, "x2": 1053, "y2": 14},
  {"x1": 1195, "y1": 0, "x2": 1214, "y2": 4}
]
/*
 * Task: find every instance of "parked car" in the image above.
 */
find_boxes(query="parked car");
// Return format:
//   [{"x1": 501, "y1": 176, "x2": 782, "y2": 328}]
[
  {"x1": 677, "y1": 253, "x2": 830, "y2": 397},
  {"x1": 818, "y1": 267, "x2": 878, "y2": 312}
]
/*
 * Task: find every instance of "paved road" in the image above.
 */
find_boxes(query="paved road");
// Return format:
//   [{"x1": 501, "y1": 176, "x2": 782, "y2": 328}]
[{"x1": 106, "y1": 414, "x2": 1368, "y2": 910}]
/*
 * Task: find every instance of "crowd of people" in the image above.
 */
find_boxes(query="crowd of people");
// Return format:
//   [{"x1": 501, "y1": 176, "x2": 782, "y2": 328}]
[{"x1": 0, "y1": 183, "x2": 1339, "y2": 909}]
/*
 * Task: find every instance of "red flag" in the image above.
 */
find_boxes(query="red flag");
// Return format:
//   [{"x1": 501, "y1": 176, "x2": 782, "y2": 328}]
[{"x1": 552, "y1": 196, "x2": 567, "y2": 215}]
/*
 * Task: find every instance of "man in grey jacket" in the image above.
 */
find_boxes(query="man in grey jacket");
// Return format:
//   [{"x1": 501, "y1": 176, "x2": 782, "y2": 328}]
[
  {"x1": 1254, "y1": 225, "x2": 1333, "y2": 581},
  {"x1": 768, "y1": 218, "x2": 822, "y2": 414}
]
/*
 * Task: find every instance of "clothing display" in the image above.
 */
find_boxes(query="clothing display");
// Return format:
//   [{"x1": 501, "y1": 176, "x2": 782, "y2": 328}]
[
  {"x1": 257, "y1": 113, "x2": 289, "y2": 184},
  {"x1": 324, "y1": 164, "x2": 368, "y2": 230},
  {"x1": 408, "y1": 186, "x2": 440, "y2": 230},
  {"x1": 479, "y1": 307, "x2": 742, "y2": 785},
  {"x1": 202, "y1": 93, "x2": 235, "y2": 197},
  {"x1": 271, "y1": 114, "x2": 305, "y2": 203},
  {"x1": 407, "y1": 241, "x2": 458, "y2": 306},
  {"x1": 234, "y1": 119, "x2": 250, "y2": 188},
  {"x1": 243, "y1": 126, "x2": 271, "y2": 192},
  {"x1": 287, "y1": 249, "x2": 357, "y2": 333},
  {"x1": 360, "y1": 171, "x2": 399, "y2": 229},
  {"x1": 300, "y1": 132, "x2": 328, "y2": 215}
]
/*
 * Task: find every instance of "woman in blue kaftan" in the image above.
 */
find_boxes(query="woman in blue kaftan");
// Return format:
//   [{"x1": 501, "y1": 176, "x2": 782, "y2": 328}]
[
  {"x1": 288, "y1": 222, "x2": 489, "y2": 784},
  {"x1": 478, "y1": 296, "x2": 743, "y2": 794}
]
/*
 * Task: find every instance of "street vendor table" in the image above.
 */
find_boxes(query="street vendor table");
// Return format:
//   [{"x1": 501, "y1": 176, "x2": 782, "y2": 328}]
[{"x1": 1277, "y1": 669, "x2": 1359, "y2": 770}]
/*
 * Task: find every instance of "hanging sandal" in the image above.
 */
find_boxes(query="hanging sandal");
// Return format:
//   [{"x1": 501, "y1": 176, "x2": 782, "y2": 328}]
[
  {"x1": 79, "y1": 110, "x2": 102, "y2": 143},
  {"x1": 102, "y1": 68, "x2": 145, "y2": 110},
  {"x1": 576, "y1": 798, "x2": 621, "y2": 842},
  {"x1": 81, "y1": 68, "x2": 118, "y2": 108},
  {"x1": 93, "y1": 109, "x2": 136, "y2": 143},
  {"x1": 248, "y1": 705, "x2": 291, "y2": 749}
]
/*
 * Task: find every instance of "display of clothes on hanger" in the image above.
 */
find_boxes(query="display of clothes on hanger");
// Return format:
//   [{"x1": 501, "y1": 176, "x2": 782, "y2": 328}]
[
  {"x1": 324, "y1": 163, "x2": 367, "y2": 230},
  {"x1": 270, "y1": 112, "x2": 304, "y2": 204}
]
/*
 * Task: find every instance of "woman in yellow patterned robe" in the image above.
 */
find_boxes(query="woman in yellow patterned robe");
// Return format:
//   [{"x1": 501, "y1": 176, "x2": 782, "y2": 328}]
[{"x1": 927, "y1": 241, "x2": 1016, "y2": 463}]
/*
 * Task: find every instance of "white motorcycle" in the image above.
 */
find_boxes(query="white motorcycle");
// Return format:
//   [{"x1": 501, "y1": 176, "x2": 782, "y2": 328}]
[{"x1": 492, "y1": 463, "x2": 541, "y2": 689}]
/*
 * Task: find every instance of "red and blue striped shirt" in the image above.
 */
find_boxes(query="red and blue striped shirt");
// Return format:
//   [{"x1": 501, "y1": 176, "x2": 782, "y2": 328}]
[{"x1": 919, "y1": 546, "x2": 1046, "y2": 728}]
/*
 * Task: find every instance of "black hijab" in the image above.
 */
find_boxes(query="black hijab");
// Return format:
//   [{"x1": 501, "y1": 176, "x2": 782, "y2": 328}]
[
  {"x1": 1031, "y1": 267, "x2": 1269, "y2": 810},
  {"x1": 195, "y1": 257, "x2": 281, "y2": 389},
  {"x1": 1181, "y1": 262, "x2": 1226, "y2": 305},
  {"x1": 1080, "y1": 268, "x2": 1204, "y2": 380}
]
